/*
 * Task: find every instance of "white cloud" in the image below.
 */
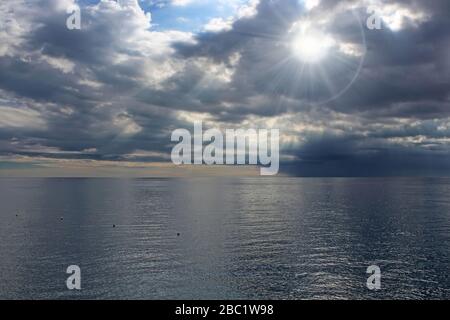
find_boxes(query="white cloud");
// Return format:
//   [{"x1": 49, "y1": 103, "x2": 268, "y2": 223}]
[
  {"x1": 40, "y1": 55, "x2": 76, "y2": 73},
  {"x1": 0, "y1": 106, "x2": 46, "y2": 129},
  {"x1": 303, "y1": 0, "x2": 320, "y2": 11},
  {"x1": 204, "y1": 17, "x2": 233, "y2": 33},
  {"x1": 171, "y1": 0, "x2": 195, "y2": 6}
]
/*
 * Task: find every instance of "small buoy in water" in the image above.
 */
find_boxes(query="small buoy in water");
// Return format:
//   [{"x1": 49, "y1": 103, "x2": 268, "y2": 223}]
[
  {"x1": 60, "y1": 217, "x2": 64, "y2": 221},
  {"x1": 113, "y1": 224, "x2": 116, "y2": 228},
  {"x1": 177, "y1": 233, "x2": 180, "y2": 237}
]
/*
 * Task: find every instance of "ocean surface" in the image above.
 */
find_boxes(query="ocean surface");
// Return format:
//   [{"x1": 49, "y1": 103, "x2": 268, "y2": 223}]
[{"x1": 0, "y1": 177, "x2": 449, "y2": 300}]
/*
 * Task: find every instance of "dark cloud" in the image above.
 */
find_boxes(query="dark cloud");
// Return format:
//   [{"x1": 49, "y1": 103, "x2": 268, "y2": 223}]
[{"x1": 0, "y1": 0, "x2": 449, "y2": 176}]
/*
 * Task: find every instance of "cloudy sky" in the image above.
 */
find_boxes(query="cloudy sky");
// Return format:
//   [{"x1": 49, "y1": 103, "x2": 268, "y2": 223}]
[{"x1": 0, "y1": 0, "x2": 449, "y2": 176}]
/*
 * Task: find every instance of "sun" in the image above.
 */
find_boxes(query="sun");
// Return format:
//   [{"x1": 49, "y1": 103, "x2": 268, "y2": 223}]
[
  {"x1": 280, "y1": 13, "x2": 366, "y2": 105},
  {"x1": 292, "y1": 30, "x2": 335, "y2": 64}
]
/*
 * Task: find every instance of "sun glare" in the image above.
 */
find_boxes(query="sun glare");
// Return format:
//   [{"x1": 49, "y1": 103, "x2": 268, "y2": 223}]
[
  {"x1": 292, "y1": 31, "x2": 335, "y2": 64},
  {"x1": 282, "y1": 13, "x2": 365, "y2": 104}
]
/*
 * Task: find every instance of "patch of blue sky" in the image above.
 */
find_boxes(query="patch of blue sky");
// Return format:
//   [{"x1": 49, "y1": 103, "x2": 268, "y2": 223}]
[{"x1": 145, "y1": 0, "x2": 248, "y2": 32}]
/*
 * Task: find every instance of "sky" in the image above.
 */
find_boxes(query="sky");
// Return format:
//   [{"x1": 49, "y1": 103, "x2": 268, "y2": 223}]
[{"x1": 0, "y1": 0, "x2": 449, "y2": 177}]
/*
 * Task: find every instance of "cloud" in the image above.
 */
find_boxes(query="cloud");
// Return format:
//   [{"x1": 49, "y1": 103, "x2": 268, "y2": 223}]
[
  {"x1": 0, "y1": 0, "x2": 449, "y2": 176},
  {"x1": 171, "y1": 0, "x2": 195, "y2": 6},
  {"x1": 0, "y1": 106, "x2": 46, "y2": 129}
]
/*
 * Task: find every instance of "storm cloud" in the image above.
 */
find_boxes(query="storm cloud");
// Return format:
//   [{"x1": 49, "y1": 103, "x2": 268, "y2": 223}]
[{"x1": 0, "y1": 0, "x2": 449, "y2": 176}]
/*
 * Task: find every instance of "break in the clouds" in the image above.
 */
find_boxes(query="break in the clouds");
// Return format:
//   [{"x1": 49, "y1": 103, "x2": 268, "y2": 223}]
[{"x1": 0, "y1": 0, "x2": 449, "y2": 176}]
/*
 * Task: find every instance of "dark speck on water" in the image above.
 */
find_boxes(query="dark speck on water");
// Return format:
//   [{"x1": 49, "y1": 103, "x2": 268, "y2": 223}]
[{"x1": 0, "y1": 177, "x2": 449, "y2": 300}]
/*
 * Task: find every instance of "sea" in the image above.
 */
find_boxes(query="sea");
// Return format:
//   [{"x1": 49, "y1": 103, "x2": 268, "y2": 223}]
[{"x1": 0, "y1": 177, "x2": 449, "y2": 299}]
